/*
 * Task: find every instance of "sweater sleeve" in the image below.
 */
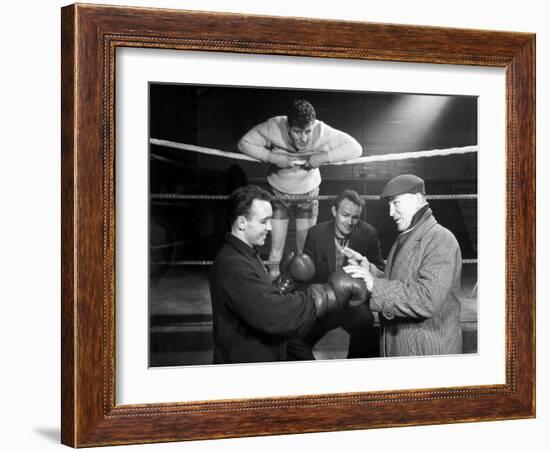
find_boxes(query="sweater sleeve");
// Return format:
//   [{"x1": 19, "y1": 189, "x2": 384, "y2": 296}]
[
  {"x1": 237, "y1": 120, "x2": 272, "y2": 162},
  {"x1": 317, "y1": 121, "x2": 363, "y2": 163}
]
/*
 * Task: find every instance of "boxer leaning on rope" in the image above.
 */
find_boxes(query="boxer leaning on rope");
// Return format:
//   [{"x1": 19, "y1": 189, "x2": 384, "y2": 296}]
[
  {"x1": 237, "y1": 100, "x2": 362, "y2": 279},
  {"x1": 209, "y1": 185, "x2": 368, "y2": 364},
  {"x1": 343, "y1": 174, "x2": 463, "y2": 357}
]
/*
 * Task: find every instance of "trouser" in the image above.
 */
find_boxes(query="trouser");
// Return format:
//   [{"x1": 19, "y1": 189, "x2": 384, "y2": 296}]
[{"x1": 286, "y1": 303, "x2": 379, "y2": 360}]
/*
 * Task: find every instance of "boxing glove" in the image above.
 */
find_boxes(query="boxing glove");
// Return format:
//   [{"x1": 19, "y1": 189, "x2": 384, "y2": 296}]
[
  {"x1": 328, "y1": 270, "x2": 368, "y2": 308},
  {"x1": 308, "y1": 284, "x2": 338, "y2": 318},
  {"x1": 278, "y1": 250, "x2": 296, "y2": 275},
  {"x1": 307, "y1": 270, "x2": 369, "y2": 318},
  {"x1": 289, "y1": 253, "x2": 316, "y2": 282},
  {"x1": 308, "y1": 271, "x2": 368, "y2": 318},
  {"x1": 273, "y1": 253, "x2": 316, "y2": 295}
]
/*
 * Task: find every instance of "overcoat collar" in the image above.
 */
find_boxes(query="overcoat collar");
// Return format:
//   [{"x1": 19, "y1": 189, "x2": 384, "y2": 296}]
[{"x1": 384, "y1": 209, "x2": 437, "y2": 278}]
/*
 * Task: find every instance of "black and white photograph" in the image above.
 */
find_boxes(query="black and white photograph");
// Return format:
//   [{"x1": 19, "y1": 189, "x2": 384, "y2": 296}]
[
  {"x1": 4, "y1": 0, "x2": 544, "y2": 450},
  {"x1": 148, "y1": 84, "x2": 478, "y2": 367}
]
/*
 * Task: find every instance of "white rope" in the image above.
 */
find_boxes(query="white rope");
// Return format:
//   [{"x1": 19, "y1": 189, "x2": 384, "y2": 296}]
[
  {"x1": 151, "y1": 193, "x2": 477, "y2": 201},
  {"x1": 151, "y1": 258, "x2": 478, "y2": 266},
  {"x1": 151, "y1": 139, "x2": 259, "y2": 162},
  {"x1": 150, "y1": 138, "x2": 478, "y2": 165},
  {"x1": 331, "y1": 145, "x2": 479, "y2": 165}
]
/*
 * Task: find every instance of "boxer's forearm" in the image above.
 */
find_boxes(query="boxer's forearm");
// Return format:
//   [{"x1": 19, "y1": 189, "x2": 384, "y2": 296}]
[{"x1": 237, "y1": 139, "x2": 270, "y2": 162}]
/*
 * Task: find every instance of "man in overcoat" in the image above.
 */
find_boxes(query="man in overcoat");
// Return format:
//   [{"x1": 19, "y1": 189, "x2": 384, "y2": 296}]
[
  {"x1": 344, "y1": 175, "x2": 463, "y2": 356},
  {"x1": 286, "y1": 189, "x2": 385, "y2": 360}
]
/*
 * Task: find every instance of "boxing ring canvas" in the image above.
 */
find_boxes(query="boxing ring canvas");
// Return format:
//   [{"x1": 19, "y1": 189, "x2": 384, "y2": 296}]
[{"x1": 61, "y1": 4, "x2": 535, "y2": 447}]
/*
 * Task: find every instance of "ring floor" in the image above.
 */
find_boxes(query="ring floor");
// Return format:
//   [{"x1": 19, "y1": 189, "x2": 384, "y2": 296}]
[{"x1": 149, "y1": 265, "x2": 478, "y2": 367}]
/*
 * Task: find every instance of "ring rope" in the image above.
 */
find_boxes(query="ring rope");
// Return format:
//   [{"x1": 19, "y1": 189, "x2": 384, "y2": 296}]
[
  {"x1": 151, "y1": 258, "x2": 478, "y2": 266},
  {"x1": 151, "y1": 193, "x2": 477, "y2": 201},
  {"x1": 150, "y1": 138, "x2": 478, "y2": 165},
  {"x1": 150, "y1": 140, "x2": 478, "y2": 266}
]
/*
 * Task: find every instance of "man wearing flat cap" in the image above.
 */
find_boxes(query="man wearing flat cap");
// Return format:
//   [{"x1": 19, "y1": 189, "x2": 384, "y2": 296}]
[{"x1": 344, "y1": 174, "x2": 463, "y2": 356}]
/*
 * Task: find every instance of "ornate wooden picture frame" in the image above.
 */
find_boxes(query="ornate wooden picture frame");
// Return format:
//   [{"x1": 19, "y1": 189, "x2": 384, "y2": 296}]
[{"x1": 61, "y1": 3, "x2": 535, "y2": 447}]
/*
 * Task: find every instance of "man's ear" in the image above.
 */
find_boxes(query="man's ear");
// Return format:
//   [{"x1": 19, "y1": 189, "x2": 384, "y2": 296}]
[
  {"x1": 331, "y1": 206, "x2": 337, "y2": 218},
  {"x1": 237, "y1": 215, "x2": 247, "y2": 231}
]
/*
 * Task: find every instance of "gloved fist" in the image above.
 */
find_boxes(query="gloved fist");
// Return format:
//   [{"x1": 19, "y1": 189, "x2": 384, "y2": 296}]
[
  {"x1": 278, "y1": 250, "x2": 296, "y2": 275},
  {"x1": 273, "y1": 253, "x2": 316, "y2": 295},
  {"x1": 308, "y1": 270, "x2": 369, "y2": 318},
  {"x1": 289, "y1": 253, "x2": 316, "y2": 282},
  {"x1": 308, "y1": 284, "x2": 334, "y2": 318},
  {"x1": 328, "y1": 269, "x2": 369, "y2": 308}
]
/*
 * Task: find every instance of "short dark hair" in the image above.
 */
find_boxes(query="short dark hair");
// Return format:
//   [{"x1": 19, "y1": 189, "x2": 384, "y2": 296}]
[
  {"x1": 286, "y1": 100, "x2": 316, "y2": 129},
  {"x1": 228, "y1": 185, "x2": 272, "y2": 227},
  {"x1": 332, "y1": 189, "x2": 365, "y2": 210}
]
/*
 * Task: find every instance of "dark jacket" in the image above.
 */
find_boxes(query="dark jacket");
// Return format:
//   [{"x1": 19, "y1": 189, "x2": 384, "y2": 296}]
[
  {"x1": 304, "y1": 220, "x2": 385, "y2": 283},
  {"x1": 210, "y1": 234, "x2": 318, "y2": 364},
  {"x1": 286, "y1": 220, "x2": 385, "y2": 360}
]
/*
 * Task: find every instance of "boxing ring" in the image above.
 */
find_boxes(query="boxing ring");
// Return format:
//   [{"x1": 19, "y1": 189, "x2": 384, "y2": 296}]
[
  {"x1": 148, "y1": 138, "x2": 479, "y2": 365},
  {"x1": 149, "y1": 138, "x2": 478, "y2": 268}
]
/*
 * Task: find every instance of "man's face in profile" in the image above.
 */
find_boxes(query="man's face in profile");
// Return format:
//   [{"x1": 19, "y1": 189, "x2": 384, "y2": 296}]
[
  {"x1": 388, "y1": 193, "x2": 422, "y2": 232},
  {"x1": 242, "y1": 199, "x2": 273, "y2": 247}
]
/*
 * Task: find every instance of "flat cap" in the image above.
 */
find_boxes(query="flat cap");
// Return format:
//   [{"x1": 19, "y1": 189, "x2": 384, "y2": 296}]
[{"x1": 380, "y1": 174, "x2": 425, "y2": 199}]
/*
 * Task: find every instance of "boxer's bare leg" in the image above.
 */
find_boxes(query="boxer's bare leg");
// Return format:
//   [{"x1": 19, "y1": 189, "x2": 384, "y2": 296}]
[
  {"x1": 295, "y1": 216, "x2": 317, "y2": 254},
  {"x1": 269, "y1": 218, "x2": 289, "y2": 279}
]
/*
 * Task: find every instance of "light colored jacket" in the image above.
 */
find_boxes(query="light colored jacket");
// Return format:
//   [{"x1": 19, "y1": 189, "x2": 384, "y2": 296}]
[{"x1": 370, "y1": 210, "x2": 463, "y2": 356}]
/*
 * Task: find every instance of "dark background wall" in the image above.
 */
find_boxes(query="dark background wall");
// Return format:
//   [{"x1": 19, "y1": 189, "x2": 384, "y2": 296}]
[{"x1": 149, "y1": 83, "x2": 477, "y2": 263}]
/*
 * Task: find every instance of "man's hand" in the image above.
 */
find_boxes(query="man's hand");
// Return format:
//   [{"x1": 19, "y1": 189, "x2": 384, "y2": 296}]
[
  {"x1": 267, "y1": 152, "x2": 294, "y2": 169},
  {"x1": 304, "y1": 152, "x2": 329, "y2": 169},
  {"x1": 342, "y1": 264, "x2": 374, "y2": 292},
  {"x1": 341, "y1": 246, "x2": 369, "y2": 267},
  {"x1": 342, "y1": 246, "x2": 381, "y2": 276}
]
